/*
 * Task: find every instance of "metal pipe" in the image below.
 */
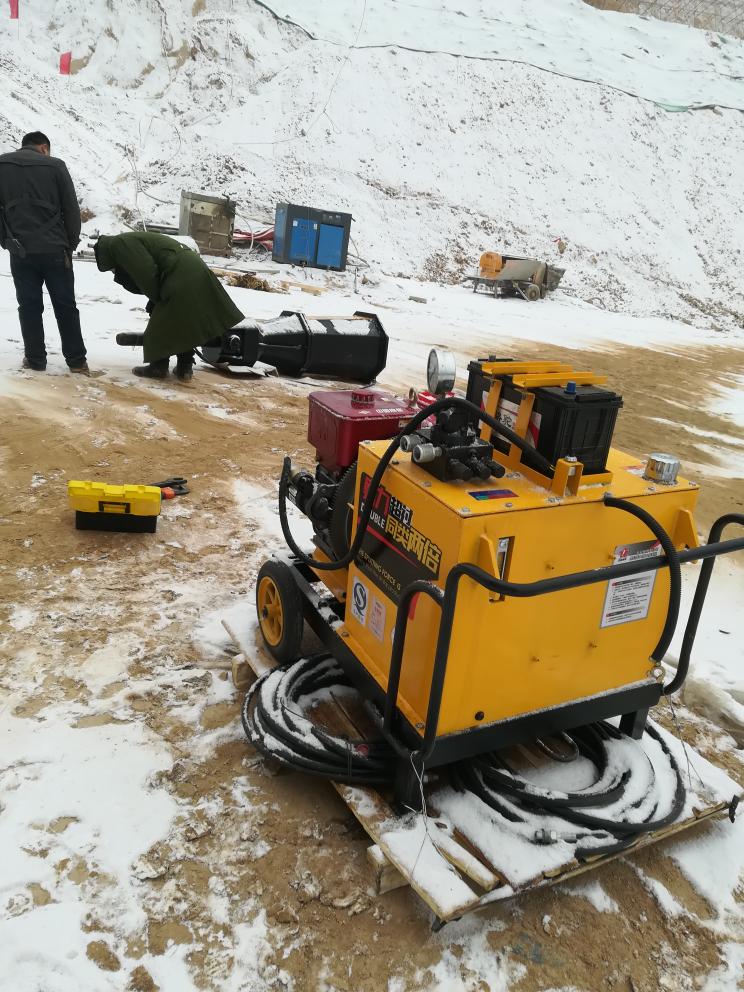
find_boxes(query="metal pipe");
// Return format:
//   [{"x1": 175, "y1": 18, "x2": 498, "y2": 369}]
[
  {"x1": 381, "y1": 532, "x2": 744, "y2": 762},
  {"x1": 663, "y1": 513, "x2": 744, "y2": 696}
]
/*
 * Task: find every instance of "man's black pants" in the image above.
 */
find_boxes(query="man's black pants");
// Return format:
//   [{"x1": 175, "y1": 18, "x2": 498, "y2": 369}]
[{"x1": 10, "y1": 251, "x2": 87, "y2": 369}]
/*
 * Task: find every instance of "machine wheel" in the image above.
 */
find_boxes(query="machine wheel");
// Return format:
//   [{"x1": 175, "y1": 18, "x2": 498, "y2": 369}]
[
  {"x1": 255, "y1": 559, "x2": 304, "y2": 663},
  {"x1": 329, "y1": 461, "x2": 357, "y2": 561},
  {"x1": 524, "y1": 284, "x2": 541, "y2": 302}
]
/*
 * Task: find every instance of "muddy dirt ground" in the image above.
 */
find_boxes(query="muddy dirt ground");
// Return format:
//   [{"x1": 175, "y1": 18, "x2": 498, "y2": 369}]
[{"x1": 1, "y1": 339, "x2": 743, "y2": 991}]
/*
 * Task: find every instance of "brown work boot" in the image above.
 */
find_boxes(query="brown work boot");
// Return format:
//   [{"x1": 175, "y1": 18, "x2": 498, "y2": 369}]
[
  {"x1": 133, "y1": 363, "x2": 169, "y2": 379},
  {"x1": 22, "y1": 356, "x2": 46, "y2": 371},
  {"x1": 70, "y1": 363, "x2": 105, "y2": 378}
]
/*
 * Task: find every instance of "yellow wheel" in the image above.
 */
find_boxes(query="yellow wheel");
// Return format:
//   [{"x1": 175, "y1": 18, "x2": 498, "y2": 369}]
[
  {"x1": 258, "y1": 575, "x2": 283, "y2": 646},
  {"x1": 255, "y1": 559, "x2": 304, "y2": 662}
]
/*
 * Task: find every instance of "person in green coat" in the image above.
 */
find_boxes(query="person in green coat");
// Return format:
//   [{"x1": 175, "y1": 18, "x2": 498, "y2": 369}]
[{"x1": 94, "y1": 231, "x2": 244, "y2": 381}]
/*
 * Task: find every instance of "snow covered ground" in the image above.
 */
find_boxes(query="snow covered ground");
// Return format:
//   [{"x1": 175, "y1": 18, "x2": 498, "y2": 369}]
[
  {"x1": 1, "y1": 0, "x2": 744, "y2": 988},
  {"x1": 1, "y1": 245, "x2": 743, "y2": 987},
  {"x1": 1, "y1": 0, "x2": 744, "y2": 333}
]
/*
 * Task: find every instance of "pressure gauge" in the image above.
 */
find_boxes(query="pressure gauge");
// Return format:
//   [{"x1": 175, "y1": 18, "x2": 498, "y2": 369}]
[{"x1": 426, "y1": 348, "x2": 456, "y2": 395}]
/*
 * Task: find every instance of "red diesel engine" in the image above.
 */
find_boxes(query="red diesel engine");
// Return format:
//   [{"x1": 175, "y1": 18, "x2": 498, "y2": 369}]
[
  {"x1": 288, "y1": 388, "x2": 417, "y2": 560},
  {"x1": 308, "y1": 389, "x2": 417, "y2": 476}
]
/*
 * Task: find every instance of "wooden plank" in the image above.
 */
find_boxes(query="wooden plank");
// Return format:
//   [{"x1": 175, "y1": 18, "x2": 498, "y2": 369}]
[
  {"x1": 367, "y1": 844, "x2": 408, "y2": 894},
  {"x1": 236, "y1": 633, "x2": 479, "y2": 918},
  {"x1": 333, "y1": 781, "x2": 481, "y2": 921},
  {"x1": 223, "y1": 620, "x2": 274, "y2": 678},
  {"x1": 427, "y1": 821, "x2": 501, "y2": 891},
  {"x1": 279, "y1": 279, "x2": 324, "y2": 296},
  {"x1": 540, "y1": 804, "x2": 731, "y2": 888}
]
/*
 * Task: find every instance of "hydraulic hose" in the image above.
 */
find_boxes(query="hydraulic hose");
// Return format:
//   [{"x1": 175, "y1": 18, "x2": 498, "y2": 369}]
[
  {"x1": 279, "y1": 395, "x2": 554, "y2": 572},
  {"x1": 241, "y1": 655, "x2": 395, "y2": 785},
  {"x1": 603, "y1": 494, "x2": 681, "y2": 663},
  {"x1": 457, "y1": 721, "x2": 686, "y2": 842},
  {"x1": 241, "y1": 655, "x2": 689, "y2": 854}
]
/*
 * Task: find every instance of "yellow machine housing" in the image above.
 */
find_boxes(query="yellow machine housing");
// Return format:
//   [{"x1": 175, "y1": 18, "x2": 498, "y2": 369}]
[{"x1": 335, "y1": 446, "x2": 698, "y2": 743}]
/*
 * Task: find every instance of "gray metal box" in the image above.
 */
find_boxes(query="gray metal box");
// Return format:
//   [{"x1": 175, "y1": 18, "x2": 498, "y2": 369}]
[{"x1": 178, "y1": 191, "x2": 236, "y2": 257}]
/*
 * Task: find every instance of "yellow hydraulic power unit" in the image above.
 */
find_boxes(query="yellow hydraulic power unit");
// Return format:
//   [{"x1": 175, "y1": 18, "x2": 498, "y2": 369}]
[
  {"x1": 249, "y1": 350, "x2": 744, "y2": 809},
  {"x1": 68, "y1": 480, "x2": 162, "y2": 533}
]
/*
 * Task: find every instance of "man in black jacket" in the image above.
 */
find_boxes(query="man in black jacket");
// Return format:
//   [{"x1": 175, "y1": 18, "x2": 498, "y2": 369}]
[{"x1": 0, "y1": 131, "x2": 90, "y2": 373}]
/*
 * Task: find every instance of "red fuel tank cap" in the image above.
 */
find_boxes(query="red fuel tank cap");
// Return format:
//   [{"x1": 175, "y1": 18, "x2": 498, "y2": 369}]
[{"x1": 351, "y1": 390, "x2": 375, "y2": 406}]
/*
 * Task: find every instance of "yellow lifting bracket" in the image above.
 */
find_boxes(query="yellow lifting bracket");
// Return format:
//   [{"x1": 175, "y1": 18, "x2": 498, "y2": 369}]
[
  {"x1": 511, "y1": 372, "x2": 608, "y2": 388},
  {"x1": 478, "y1": 370, "x2": 614, "y2": 494},
  {"x1": 478, "y1": 360, "x2": 574, "y2": 377}
]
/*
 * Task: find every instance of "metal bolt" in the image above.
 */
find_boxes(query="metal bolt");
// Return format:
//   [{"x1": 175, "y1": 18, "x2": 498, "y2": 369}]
[
  {"x1": 391, "y1": 459, "x2": 399, "y2": 466},
  {"x1": 547, "y1": 496, "x2": 561, "y2": 503},
  {"x1": 505, "y1": 502, "x2": 514, "y2": 508},
  {"x1": 422, "y1": 481, "x2": 432, "y2": 488},
  {"x1": 565, "y1": 455, "x2": 578, "y2": 463},
  {"x1": 460, "y1": 507, "x2": 470, "y2": 514},
  {"x1": 415, "y1": 722, "x2": 425, "y2": 730}
]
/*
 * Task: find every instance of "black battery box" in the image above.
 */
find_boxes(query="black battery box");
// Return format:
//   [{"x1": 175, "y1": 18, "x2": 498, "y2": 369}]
[{"x1": 466, "y1": 359, "x2": 622, "y2": 476}]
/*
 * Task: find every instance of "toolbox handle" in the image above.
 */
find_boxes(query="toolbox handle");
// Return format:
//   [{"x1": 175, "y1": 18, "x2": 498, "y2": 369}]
[{"x1": 99, "y1": 500, "x2": 131, "y2": 514}]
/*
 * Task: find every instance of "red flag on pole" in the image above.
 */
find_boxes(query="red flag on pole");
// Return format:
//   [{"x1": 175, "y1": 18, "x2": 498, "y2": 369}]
[
  {"x1": 9, "y1": 0, "x2": 19, "y2": 19},
  {"x1": 59, "y1": 51, "x2": 72, "y2": 75}
]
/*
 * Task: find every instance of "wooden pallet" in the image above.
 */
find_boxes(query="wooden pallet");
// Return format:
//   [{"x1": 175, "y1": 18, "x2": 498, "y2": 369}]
[
  {"x1": 228, "y1": 625, "x2": 735, "y2": 924},
  {"x1": 278, "y1": 279, "x2": 325, "y2": 296}
]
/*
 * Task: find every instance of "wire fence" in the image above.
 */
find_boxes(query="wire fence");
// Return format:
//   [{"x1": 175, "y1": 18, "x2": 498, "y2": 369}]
[{"x1": 584, "y1": 0, "x2": 744, "y2": 36}]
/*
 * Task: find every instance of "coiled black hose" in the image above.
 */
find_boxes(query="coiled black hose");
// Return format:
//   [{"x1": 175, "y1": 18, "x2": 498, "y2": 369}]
[
  {"x1": 241, "y1": 655, "x2": 395, "y2": 784},
  {"x1": 454, "y1": 720, "x2": 686, "y2": 855},
  {"x1": 242, "y1": 655, "x2": 688, "y2": 853},
  {"x1": 278, "y1": 395, "x2": 554, "y2": 572}
]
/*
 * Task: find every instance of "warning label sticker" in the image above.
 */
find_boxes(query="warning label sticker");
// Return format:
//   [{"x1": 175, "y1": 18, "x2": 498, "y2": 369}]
[
  {"x1": 351, "y1": 577, "x2": 368, "y2": 626},
  {"x1": 600, "y1": 539, "x2": 662, "y2": 628},
  {"x1": 369, "y1": 595, "x2": 386, "y2": 642},
  {"x1": 487, "y1": 392, "x2": 542, "y2": 447}
]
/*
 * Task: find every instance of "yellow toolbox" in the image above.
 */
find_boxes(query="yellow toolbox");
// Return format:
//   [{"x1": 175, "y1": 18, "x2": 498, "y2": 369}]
[{"x1": 68, "y1": 480, "x2": 162, "y2": 533}]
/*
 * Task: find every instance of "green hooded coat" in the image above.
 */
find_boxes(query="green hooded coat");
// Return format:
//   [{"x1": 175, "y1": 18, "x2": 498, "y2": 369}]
[{"x1": 95, "y1": 232, "x2": 244, "y2": 362}]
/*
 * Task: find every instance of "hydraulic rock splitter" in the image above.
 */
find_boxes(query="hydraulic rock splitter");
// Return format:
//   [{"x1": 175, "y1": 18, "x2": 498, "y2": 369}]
[{"x1": 244, "y1": 352, "x2": 743, "y2": 842}]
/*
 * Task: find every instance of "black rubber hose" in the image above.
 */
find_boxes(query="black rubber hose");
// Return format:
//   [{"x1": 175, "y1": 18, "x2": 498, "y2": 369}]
[
  {"x1": 663, "y1": 513, "x2": 744, "y2": 696},
  {"x1": 279, "y1": 395, "x2": 554, "y2": 572},
  {"x1": 463, "y1": 722, "x2": 686, "y2": 840},
  {"x1": 242, "y1": 656, "x2": 687, "y2": 848},
  {"x1": 603, "y1": 494, "x2": 681, "y2": 663},
  {"x1": 241, "y1": 656, "x2": 395, "y2": 784}
]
